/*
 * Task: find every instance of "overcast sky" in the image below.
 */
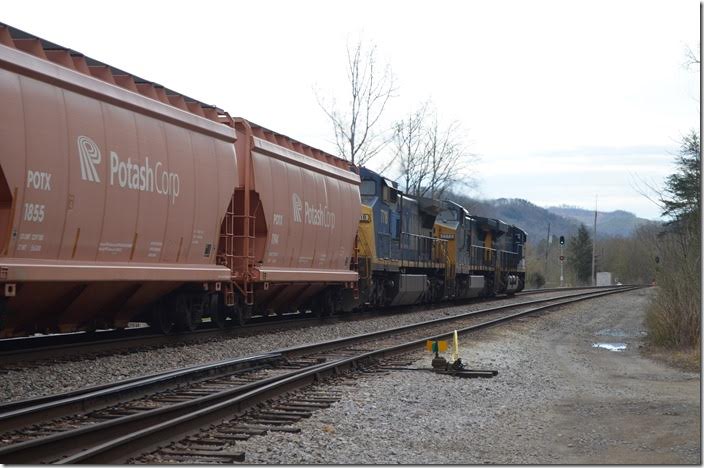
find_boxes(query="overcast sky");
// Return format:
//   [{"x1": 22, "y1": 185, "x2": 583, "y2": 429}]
[{"x1": 2, "y1": 0, "x2": 699, "y2": 219}]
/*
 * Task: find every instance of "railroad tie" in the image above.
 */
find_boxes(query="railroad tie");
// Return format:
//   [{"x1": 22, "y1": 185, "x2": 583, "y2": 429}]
[
  {"x1": 271, "y1": 405, "x2": 315, "y2": 415},
  {"x1": 293, "y1": 398, "x2": 339, "y2": 403},
  {"x1": 103, "y1": 409, "x2": 139, "y2": 416},
  {"x1": 279, "y1": 401, "x2": 330, "y2": 409},
  {"x1": 285, "y1": 360, "x2": 326, "y2": 367},
  {"x1": 158, "y1": 448, "x2": 245, "y2": 462},
  {"x1": 247, "y1": 418, "x2": 296, "y2": 426},
  {"x1": 152, "y1": 396, "x2": 194, "y2": 403},
  {"x1": 178, "y1": 390, "x2": 215, "y2": 396},
  {"x1": 232, "y1": 424, "x2": 301, "y2": 433},
  {"x1": 197, "y1": 384, "x2": 231, "y2": 389},
  {"x1": 174, "y1": 442, "x2": 231, "y2": 451},
  {"x1": 218, "y1": 426, "x2": 267, "y2": 436},
  {"x1": 267, "y1": 426, "x2": 301, "y2": 433},
  {"x1": 183, "y1": 438, "x2": 232, "y2": 447},
  {"x1": 205, "y1": 432, "x2": 251, "y2": 441},
  {"x1": 252, "y1": 412, "x2": 301, "y2": 422}
]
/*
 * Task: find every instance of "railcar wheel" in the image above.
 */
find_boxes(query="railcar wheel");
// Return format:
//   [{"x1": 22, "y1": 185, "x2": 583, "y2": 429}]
[
  {"x1": 0, "y1": 298, "x2": 10, "y2": 336},
  {"x1": 326, "y1": 292, "x2": 337, "y2": 316},
  {"x1": 0, "y1": 299, "x2": 5, "y2": 336},
  {"x1": 230, "y1": 303, "x2": 251, "y2": 326},
  {"x1": 209, "y1": 295, "x2": 227, "y2": 329},
  {"x1": 149, "y1": 302, "x2": 174, "y2": 335},
  {"x1": 310, "y1": 296, "x2": 327, "y2": 318},
  {"x1": 312, "y1": 292, "x2": 336, "y2": 318},
  {"x1": 172, "y1": 294, "x2": 204, "y2": 332}
]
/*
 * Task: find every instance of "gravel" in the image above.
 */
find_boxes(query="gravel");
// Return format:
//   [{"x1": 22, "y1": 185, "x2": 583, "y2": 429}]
[
  {"x1": 234, "y1": 288, "x2": 700, "y2": 464},
  {"x1": 1, "y1": 290, "x2": 588, "y2": 403}
]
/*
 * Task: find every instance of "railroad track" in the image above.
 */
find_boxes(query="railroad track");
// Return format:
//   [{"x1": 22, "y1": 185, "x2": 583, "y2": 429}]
[
  {"x1": 0, "y1": 286, "x2": 639, "y2": 464},
  {"x1": 0, "y1": 314, "x2": 327, "y2": 371},
  {"x1": 0, "y1": 286, "x2": 625, "y2": 370}
]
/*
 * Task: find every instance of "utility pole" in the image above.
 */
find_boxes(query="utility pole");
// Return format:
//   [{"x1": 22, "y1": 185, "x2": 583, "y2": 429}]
[
  {"x1": 545, "y1": 222, "x2": 550, "y2": 285},
  {"x1": 591, "y1": 195, "x2": 597, "y2": 286}
]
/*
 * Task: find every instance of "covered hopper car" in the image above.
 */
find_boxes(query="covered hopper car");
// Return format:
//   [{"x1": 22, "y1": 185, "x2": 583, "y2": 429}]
[{"x1": 0, "y1": 23, "x2": 525, "y2": 338}]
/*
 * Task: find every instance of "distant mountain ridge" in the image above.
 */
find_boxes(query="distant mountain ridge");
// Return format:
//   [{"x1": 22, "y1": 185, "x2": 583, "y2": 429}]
[
  {"x1": 546, "y1": 205, "x2": 653, "y2": 238},
  {"x1": 446, "y1": 194, "x2": 655, "y2": 244}
]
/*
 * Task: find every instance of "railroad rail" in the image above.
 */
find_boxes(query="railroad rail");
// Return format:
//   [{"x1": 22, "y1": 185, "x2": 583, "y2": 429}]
[
  {"x1": 0, "y1": 286, "x2": 639, "y2": 464},
  {"x1": 0, "y1": 286, "x2": 628, "y2": 369}
]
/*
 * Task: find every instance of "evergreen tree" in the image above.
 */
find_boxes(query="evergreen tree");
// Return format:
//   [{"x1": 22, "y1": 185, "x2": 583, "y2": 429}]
[
  {"x1": 662, "y1": 130, "x2": 700, "y2": 232},
  {"x1": 568, "y1": 224, "x2": 592, "y2": 285}
]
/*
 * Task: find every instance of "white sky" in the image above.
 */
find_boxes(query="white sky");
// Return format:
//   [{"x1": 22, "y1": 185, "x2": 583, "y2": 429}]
[{"x1": 2, "y1": 0, "x2": 699, "y2": 219}]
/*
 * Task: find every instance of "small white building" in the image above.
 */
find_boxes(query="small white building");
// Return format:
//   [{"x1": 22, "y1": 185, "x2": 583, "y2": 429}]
[{"x1": 596, "y1": 271, "x2": 613, "y2": 286}]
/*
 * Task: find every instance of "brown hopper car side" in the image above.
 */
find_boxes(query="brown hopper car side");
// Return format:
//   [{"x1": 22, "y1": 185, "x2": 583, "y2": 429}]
[
  {"x1": 223, "y1": 119, "x2": 360, "y2": 316},
  {"x1": 0, "y1": 25, "x2": 237, "y2": 336}
]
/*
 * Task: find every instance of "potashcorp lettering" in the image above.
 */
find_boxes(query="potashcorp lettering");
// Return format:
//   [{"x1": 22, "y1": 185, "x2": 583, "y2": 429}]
[
  {"x1": 109, "y1": 152, "x2": 180, "y2": 204},
  {"x1": 77, "y1": 135, "x2": 180, "y2": 204},
  {"x1": 291, "y1": 193, "x2": 335, "y2": 229},
  {"x1": 304, "y1": 202, "x2": 335, "y2": 229}
]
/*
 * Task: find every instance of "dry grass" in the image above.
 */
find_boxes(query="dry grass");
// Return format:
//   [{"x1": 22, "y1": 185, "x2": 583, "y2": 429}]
[
  {"x1": 642, "y1": 343, "x2": 701, "y2": 373},
  {"x1": 645, "y1": 230, "x2": 701, "y2": 353}
]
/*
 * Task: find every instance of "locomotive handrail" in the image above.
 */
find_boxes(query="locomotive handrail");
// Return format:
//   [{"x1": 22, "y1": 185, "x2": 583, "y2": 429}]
[
  {"x1": 468, "y1": 245, "x2": 520, "y2": 270},
  {"x1": 399, "y1": 232, "x2": 448, "y2": 269}
]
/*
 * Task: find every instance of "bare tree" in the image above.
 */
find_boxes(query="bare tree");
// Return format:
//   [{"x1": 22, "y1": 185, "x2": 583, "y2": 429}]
[
  {"x1": 684, "y1": 43, "x2": 700, "y2": 69},
  {"x1": 394, "y1": 107, "x2": 475, "y2": 199},
  {"x1": 393, "y1": 103, "x2": 429, "y2": 194},
  {"x1": 316, "y1": 39, "x2": 396, "y2": 166},
  {"x1": 421, "y1": 116, "x2": 473, "y2": 199}
]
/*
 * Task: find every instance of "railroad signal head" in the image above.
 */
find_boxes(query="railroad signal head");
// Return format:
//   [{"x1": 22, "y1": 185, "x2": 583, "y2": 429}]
[
  {"x1": 559, "y1": 236, "x2": 565, "y2": 245},
  {"x1": 559, "y1": 255, "x2": 564, "y2": 261}
]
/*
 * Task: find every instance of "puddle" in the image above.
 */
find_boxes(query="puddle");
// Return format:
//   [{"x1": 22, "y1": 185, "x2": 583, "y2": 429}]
[{"x1": 592, "y1": 342, "x2": 627, "y2": 352}]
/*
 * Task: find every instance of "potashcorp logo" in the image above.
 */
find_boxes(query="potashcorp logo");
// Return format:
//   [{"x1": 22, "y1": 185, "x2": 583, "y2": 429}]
[
  {"x1": 292, "y1": 193, "x2": 303, "y2": 223},
  {"x1": 291, "y1": 192, "x2": 335, "y2": 229},
  {"x1": 77, "y1": 136, "x2": 102, "y2": 183},
  {"x1": 76, "y1": 135, "x2": 181, "y2": 204}
]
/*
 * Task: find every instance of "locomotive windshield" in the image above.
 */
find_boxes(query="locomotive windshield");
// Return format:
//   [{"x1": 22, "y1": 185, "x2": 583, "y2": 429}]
[{"x1": 360, "y1": 180, "x2": 376, "y2": 196}]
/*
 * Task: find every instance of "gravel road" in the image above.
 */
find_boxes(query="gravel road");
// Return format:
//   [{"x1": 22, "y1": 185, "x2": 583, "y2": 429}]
[{"x1": 236, "y1": 288, "x2": 700, "y2": 464}]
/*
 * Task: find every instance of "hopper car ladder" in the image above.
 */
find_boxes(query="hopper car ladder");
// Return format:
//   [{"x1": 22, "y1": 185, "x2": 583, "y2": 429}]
[
  {"x1": 350, "y1": 233, "x2": 360, "y2": 299},
  {"x1": 219, "y1": 191, "x2": 256, "y2": 307},
  {"x1": 218, "y1": 115, "x2": 256, "y2": 307}
]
